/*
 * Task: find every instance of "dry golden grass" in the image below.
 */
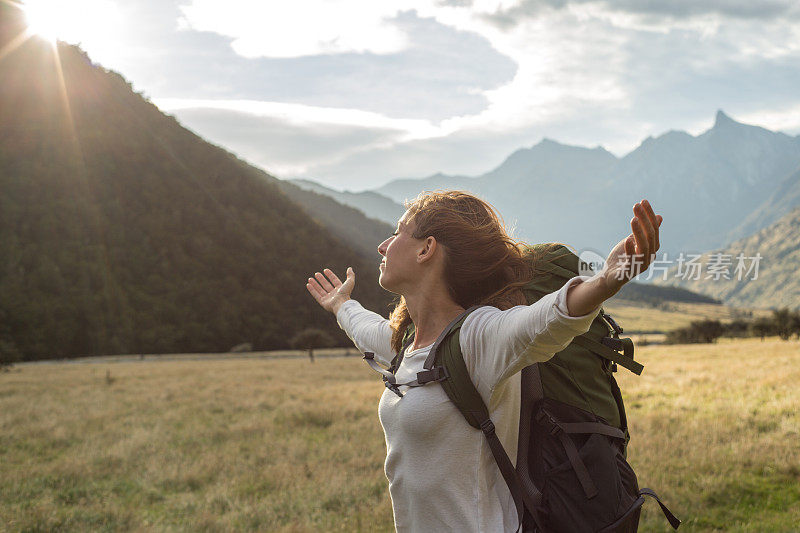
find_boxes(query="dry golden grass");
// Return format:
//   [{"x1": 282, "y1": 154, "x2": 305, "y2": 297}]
[
  {"x1": 602, "y1": 300, "x2": 771, "y2": 334},
  {"x1": 0, "y1": 358, "x2": 392, "y2": 532},
  {"x1": 619, "y1": 337, "x2": 800, "y2": 532},
  {"x1": 1, "y1": 337, "x2": 798, "y2": 532}
]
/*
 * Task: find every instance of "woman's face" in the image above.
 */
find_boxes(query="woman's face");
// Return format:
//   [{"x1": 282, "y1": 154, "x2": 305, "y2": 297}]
[{"x1": 377, "y1": 210, "x2": 424, "y2": 293}]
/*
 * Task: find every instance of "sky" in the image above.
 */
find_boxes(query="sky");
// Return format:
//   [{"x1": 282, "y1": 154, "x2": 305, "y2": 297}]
[{"x1": 19, "y1": 0, "x2": 800, "y2": 191}]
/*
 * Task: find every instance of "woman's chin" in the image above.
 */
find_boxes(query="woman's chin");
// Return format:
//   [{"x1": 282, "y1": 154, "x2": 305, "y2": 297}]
[{"x1": 378, "y1": 271, "x2": 397, "y2": 293}]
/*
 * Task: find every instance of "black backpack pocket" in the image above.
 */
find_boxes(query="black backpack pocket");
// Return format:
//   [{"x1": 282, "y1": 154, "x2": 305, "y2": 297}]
[
  {"x1": 597, "y1": 496, "x2": 644, "y2": 533},
  {"x1": 532, "y1": 399, "x2": 641, "y2": 533}
]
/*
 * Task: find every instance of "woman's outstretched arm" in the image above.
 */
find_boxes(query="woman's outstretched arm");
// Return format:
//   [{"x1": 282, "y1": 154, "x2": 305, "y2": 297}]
[
  {"x1": 462, "y1": 199, "x2": 663, "y2": 397},
  {"x1": 306, "y1": 268, "x2": 395, "y2": 365},
  {"x1": 460, "y1": 276, "x2": 601, "y2": 397}
]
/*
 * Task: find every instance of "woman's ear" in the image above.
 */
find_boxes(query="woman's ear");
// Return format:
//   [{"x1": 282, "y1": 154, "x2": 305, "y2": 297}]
[{"x1": 417, "y1": 236, "x2": 437, "y2": 264}]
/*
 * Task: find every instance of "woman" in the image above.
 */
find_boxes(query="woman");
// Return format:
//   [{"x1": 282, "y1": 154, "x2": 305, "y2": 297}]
[{"x1": 305, "y1": 191, "x2": 662, "y2": 532}]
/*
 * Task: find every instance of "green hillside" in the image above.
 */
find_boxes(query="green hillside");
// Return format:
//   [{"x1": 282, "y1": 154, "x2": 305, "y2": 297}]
[
  {"x1": 615, "y1": 280, "x2": 720, "y2": 306},
  {"x1": 655, "y1": 207, "x2": 800, "y2": 310},
  {"x1": 0, "y1": 9, "x2": 392, "y2": 360},
  {"x1": 273, "y1": 180, "x2": 394, "y2": 258},
  {"x1": 289, "y1": 178, "x2": 404, "y2": 226}
]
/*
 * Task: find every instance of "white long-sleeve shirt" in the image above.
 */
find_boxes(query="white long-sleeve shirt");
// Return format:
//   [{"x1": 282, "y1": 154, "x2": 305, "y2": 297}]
[{"x1": 336, "y1": 275, "x2": 601, "y2": 532}]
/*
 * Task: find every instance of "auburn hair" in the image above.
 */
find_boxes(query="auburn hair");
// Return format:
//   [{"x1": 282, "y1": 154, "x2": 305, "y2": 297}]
[{"x1": 387, "y1": 190, "x2": 562, "y2": 354}]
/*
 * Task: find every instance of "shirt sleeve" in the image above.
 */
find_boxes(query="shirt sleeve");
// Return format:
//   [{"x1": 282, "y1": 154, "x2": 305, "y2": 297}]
[
  {"x1": 459, "y1": 275, "x2": 601, "y2": 398},
  {"x1": 335, "y1": 299, "x2": 396, "y2": 366}
]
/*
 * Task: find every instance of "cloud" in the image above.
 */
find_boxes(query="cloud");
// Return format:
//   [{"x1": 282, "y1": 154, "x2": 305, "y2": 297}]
[
  {"x1": 103, "y1": 4, "x2": 515, "y2": 123},
  {"x1": 737, "y1": 103, "x2": 800, "y2": 135},
  {"x1": 107, "y1": 0, "x2": 800, "y2": 193},
  {"x1": 603, "y1": 0, "x2": 799, "y2": 21},
  {"x1": 171, "y1": 0, "x2": 800, "y2": 138},
  {"x1": 154, "y1": 91, "x2": 667, "y2": 190},
  {"x1": 155, "y1": 98, "x2": 452, "y2": 179},
  {"x1": 479, "y1": 0, "x2": 800, "y2": 30},
  {"x1": 177, "y1": 0, "x2": 414, "y2": 57},
  {"x1": 156, "y1": 98, "x2": 442, "y2": 139}
]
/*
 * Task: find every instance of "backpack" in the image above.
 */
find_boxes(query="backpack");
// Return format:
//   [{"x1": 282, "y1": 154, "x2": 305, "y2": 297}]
[{"x1": 363, "y1": 243, "x2": 681, "y2": 532}]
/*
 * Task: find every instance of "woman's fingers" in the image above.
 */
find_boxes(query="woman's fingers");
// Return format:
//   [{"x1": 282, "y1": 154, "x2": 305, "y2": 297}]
[
  {"x1": 646, "y1": 202, "x2": 661, "y2": 252},
  {"x1": 643, "y1": 200, "x2": 660, "y2": 228},
  {"x1": 306, "y1": 279, "x2": 325, "y2": 301},
  {"x1": 641, "y1": 200, "x2": 661, "y2": 251},
  {"x1": 308, "y1": 277, "x2": 329, "y2": 298},
  {"x1": 624, "y1": 234, "x2": 636, "y2": 257},
  {"x1": 631, "y1": 215, "x2": 648, "y2": 258},
  {"x1": 634, "y1": 203, "x2": 655, "y2": 258},
  {"x1": 324, "y1": 268, "x2": 342, "y2": 288},
  {"x1": 315, "y1": 271, "x2": 334, "y2": 292},
  {"x1": 611, "y1": 200, "x2": 662, "y2": 284}
]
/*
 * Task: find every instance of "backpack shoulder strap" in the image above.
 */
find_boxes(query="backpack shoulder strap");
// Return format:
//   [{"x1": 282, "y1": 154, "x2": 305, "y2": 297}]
[
  {"x1": 434, "y1": 308, "x2": 544, "y2": 531},
  {"x1": 429, "y1": 306, "x2": 486, "y2": 428}
]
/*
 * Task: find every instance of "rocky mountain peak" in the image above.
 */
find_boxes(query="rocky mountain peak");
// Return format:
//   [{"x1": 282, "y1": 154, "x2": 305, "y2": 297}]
[{"x1": 713, "y1": 109, "x2": 737, "y2": 129}]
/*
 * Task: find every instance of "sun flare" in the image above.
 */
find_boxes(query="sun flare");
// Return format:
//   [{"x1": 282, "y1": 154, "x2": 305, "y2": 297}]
[
  {"x1": 21, "y1": 0, "x2": 122, "y2": 57},
  {"x1": 22, "y1": 0, "x2": 59, "y2": 42}
]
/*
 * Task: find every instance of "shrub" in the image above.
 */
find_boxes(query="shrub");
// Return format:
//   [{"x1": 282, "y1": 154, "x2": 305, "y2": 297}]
[
  {"x1": 665, "y1": 320, "x2": 724, "y2": 344},
  {"x1": 290, "y1": 328, "x2": 335, "y2": 362}
]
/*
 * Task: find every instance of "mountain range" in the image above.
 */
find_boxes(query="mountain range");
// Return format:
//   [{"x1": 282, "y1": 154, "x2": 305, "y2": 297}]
[
  {"x1": 301, "y1": 112, "x2": 799, "y2": 263},
  {"x1": 289, "y1": 179, "x2": 406, "y2": 227},
  {"x1": 293, "y1": 113, "x2": 800, "y2": 310}
]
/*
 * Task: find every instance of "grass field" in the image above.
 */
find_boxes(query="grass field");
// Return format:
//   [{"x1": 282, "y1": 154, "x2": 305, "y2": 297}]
[
  {"x1": 1, "y1": 337, "x2": 798, "y2": 532},
  {"x1": 601, "y1": 300, "x2": 771, "y2": 334}
]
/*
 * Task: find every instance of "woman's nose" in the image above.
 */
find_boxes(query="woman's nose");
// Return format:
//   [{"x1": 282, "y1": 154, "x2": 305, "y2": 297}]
[{"x1": 378, "y1": 237, "x2": 390, "y2": 256}]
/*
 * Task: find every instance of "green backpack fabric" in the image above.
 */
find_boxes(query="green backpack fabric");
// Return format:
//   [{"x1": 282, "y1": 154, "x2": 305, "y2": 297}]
[{"x1": 363, "y1": 243, "x2": 680, "y2": 532}]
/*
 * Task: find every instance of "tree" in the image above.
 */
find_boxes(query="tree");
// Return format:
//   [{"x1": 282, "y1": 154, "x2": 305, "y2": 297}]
[
  {"x1": 723, "y1": 319, "x2": 750, "y2": 338},
  {"x1": 750, "y1": 317, "x2": 774, "y2": 341},
  {"x1": 290, "y1": 328, "x2": 335, "y2": 363},
  {"x1": 790, "y1": 311, "x2": 800, "y2": 340},
  {"x1": 695, "y1": 320, "x2": 724, "y2": 343},
  {"x1": 772, "y1": 308, "x2": 795, "y2": 341},
  {"x1": 664, "y1": 319, "x2": 724, "y2": 345}
]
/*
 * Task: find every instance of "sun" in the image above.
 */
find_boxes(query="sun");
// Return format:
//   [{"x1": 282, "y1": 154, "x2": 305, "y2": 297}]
[
  {"x1": 21, "y1": 0, "x2": 122, "y2": 51},
  {"x1": 22, "y1": 0, "x2": 60, "y2": 42}
]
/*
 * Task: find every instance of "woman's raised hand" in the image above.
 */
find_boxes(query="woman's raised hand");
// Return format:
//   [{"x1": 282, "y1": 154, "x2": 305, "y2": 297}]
[
  {"x1": 306, "y1": 267, "x2": 355, "y2": 315},
  {"x1": 600, "y1": 199, "x2": 663, "y2": 296}
]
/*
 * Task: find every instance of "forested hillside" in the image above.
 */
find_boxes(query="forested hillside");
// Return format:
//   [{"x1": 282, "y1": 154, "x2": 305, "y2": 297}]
[
  {"x1": 289, "y1": 179, "x2": 404, "y2": 226},
  {"x1": 0, "y1": 8, "x2": 392, "y2": 360},
  {"x1": 655, "y1": 207, "x2": 800, "y2": 310},
  {"x1": 273, "y1": 180, "x2": 394, "y2": 258},
  {"x1": 614, "y1": 280, "x2": 720, "y2": 306}
]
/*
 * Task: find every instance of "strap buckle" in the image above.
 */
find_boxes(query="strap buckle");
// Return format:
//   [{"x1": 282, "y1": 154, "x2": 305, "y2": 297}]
[
  {"x1": 535, "y1": 410, "x2": 562, "y2": 435},
  {"x1": 600, "y1": 338, "x2": 622, "y2": 372},
  {"x1": 416, "y1": 366, "x2": 450, "y2": 384},
  {"x1": 479, "y1": 419, "x2": 496, "y2": 436},
  {"x1": 601, "y1": 337, "x2": 623, "y2": 350},
  {"x1": 384, "y1": 380, "x2": 404, "y2": 398},
  {"x1": 602, "y1": 312, "x2": 623, "y2": 335}
]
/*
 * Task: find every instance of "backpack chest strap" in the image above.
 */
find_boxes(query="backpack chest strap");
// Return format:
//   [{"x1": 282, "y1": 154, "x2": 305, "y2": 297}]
[{"x1": 363, "y1": 306, "x2": 478, "y2": 397}]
